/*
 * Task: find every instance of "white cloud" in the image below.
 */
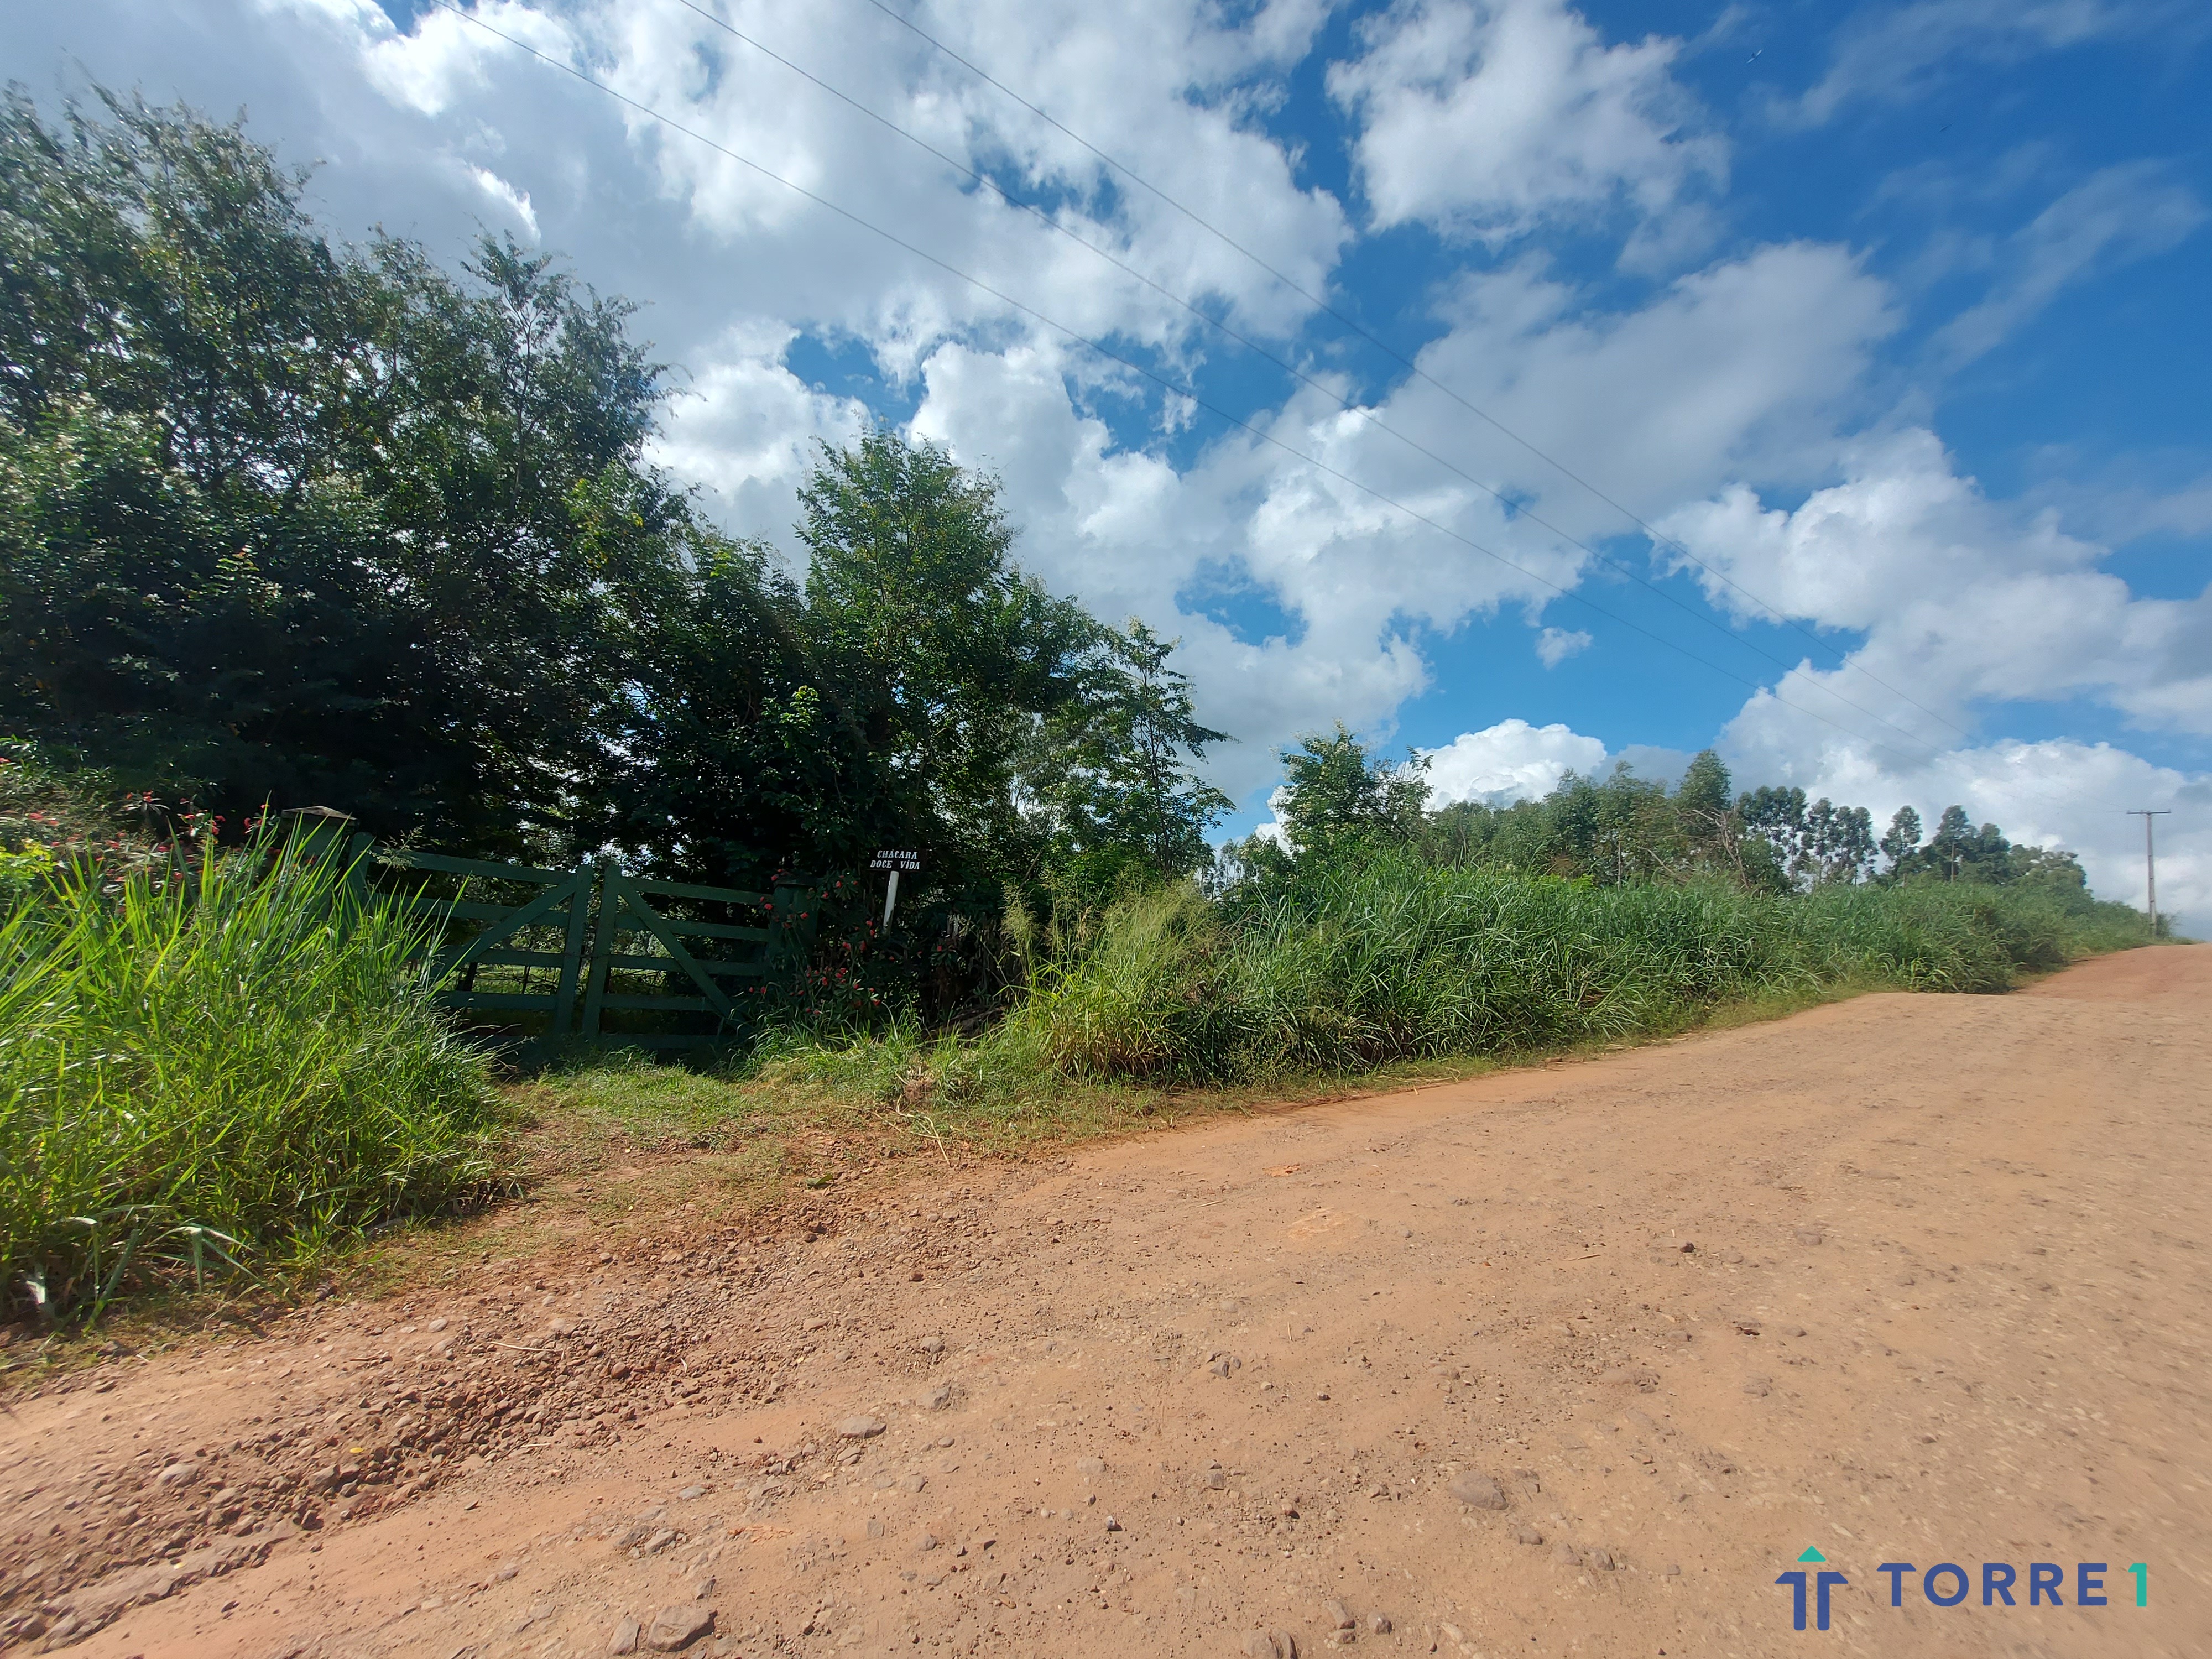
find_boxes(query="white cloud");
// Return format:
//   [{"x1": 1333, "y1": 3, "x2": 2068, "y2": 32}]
[
  {"x1": 1422, "y1": 717, "x2": 1608, "y2": 805},
  {"x1": 904, "y1": 340, "x2": 1437, "y2": 805},
  {"x1": 1328, "y1": 0, "x2": 1724, "y2": 239},
  {"x1": 1662, "y1": 429, "x2": 2212, "y2": 747},
  {"x1": 1934, "y1": 163, "x2": 2205, "y2": 368},
  {"x1": 1535, "y1": 625, "x2": 1592, "y2": 666},
  {"x1": 883, "y1": 236, "x2": 1901, "y2": 802},
  {"x1": 1792, "y1": 0, "x2": 2159, "y2": 126},
  {"x1": 1663, "y1": 430, "x2": 2212, "y2": 925},
  {"x1": 468, "y1": 164, "x2": 539, "y2": 239},
  {"x1": 648, "y1": 325, "x2": 870, "y2": 550},
  {"x1": 1400, "y1": 242, "x2": 1900, "y2": 543}
]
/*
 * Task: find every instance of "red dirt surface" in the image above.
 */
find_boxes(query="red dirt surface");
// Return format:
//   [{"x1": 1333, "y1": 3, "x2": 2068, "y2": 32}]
[{"x1": 4, "y1": 945, "x2": 2206, "y2": 1657}]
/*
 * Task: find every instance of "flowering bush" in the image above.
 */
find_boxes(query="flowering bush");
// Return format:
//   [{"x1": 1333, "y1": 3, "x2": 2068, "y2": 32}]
[{"x1": 759, "y1": 869, "x2": 909, "y2": 1030}]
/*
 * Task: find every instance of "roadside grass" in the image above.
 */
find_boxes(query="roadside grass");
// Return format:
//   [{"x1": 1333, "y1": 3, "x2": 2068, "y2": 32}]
[
  {"x1": 985, "y1": 859, "x2": 2152, "y2": 1086},
  {"x1": 387, "y1": 864, "x2": 2145, "y2": 1267},
  {"x1": 0, "y1": 852, "x2": 2153, "y2": 1372},
  {"x1": 0, "y1": 841, "x2": 508, "y2": 1324}
]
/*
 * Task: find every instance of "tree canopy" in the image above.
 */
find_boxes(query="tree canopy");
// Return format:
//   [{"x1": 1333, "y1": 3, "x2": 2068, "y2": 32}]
[{"x1": 0, "y1": 93, "x2": 1234, "y2": 946}]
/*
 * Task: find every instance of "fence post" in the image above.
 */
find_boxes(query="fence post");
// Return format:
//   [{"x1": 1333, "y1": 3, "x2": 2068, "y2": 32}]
[
  {"x1": 579, "y1": 857, "x2": 617, "y2": 1041},
  {"x1": 550, "y1": 858, "x2": 596, "y2": 1039},
  {"x1": 768, "y1": 881, "x2": 795, "y2": 986}
]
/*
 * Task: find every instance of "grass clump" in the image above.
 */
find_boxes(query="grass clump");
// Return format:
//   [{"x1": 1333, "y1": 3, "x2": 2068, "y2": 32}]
[
  {"x1": 1, "y1": 843, "x2": 503, "y2": 1319},
  {"x1": 989, "y1": 854, "x2": 2150, "y2": 1085}
]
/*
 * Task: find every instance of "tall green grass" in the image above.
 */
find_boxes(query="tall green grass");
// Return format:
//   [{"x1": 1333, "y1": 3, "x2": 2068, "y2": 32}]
[
  {"x1": 0, "y1": 843, "x2": 501, "y2": 1318},
  {"x1": 988, "y1": 855, "x2": 2150, "y2": 1085}
]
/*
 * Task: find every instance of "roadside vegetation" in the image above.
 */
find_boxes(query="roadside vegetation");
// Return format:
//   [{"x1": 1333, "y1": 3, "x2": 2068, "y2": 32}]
[
  {"x1": 0, "y1": 97, "x2": 2163, "y2": 1323},
  {"x1": 528, "y1": 849, "x2": 2143, "y2": 1148},
  {"x1": 0, "y1": 834, "x2": 502, "y2": 1321}
]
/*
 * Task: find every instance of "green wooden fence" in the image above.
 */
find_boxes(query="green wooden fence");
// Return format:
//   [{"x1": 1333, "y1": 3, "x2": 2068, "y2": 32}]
[{"x1": 348, "y1": 837, "x2": 816, "y2": 1048}]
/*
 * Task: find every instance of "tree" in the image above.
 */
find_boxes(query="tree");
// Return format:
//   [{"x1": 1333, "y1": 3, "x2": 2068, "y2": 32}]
[
  {"x1": 0, "y1": 92, "x2": 1256, "y2": 1021},
  {"x1": 1025, "y1": 619, "x2": 1232, "y2": 901},
  {"x1": 0, "y1": 92, "x2": 690, "y2": 855},
  {"x1": 1272, "y1": 724, "x2": 1430, "y2": 861},
  {"x1": 583, "y1": 538, "x2": 865, "y2": 889},
  {"x1": 1675, "y1": 750, "x2": 1744, "y2": 876},
  {"x1": 1803, "y1": 799, "x2": 1876, "y2": 884},
  {"x1": 1739, "y1": 785, "x2": 1810, "y2": 884},
  {"x1": 796, "y1": 427, "x2": 1105, "y2": 901},
  {"x1": 1879, "y1": 805, "x2": 1923, "y2": 878}
]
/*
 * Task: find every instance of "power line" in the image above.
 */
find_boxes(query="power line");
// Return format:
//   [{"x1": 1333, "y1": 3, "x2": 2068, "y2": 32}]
[
  {"x1": 668, "y1": 0, "x2": 1966, "y2": 766},
  {"x1": 420, "y1": 0, "x2": 1952, "y2": 775},
  {"x1": 852, "y1": 0, "x2": 1978, "y2": 750}
]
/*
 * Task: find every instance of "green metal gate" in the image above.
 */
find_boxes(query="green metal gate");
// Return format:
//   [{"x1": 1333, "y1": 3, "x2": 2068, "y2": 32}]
[{"x1": 352, "y1": 838, "x2": 816, "y2": 1048}]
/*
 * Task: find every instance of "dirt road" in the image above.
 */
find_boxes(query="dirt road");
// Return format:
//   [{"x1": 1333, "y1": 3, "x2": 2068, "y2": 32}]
[{"x1": 6, "y1": 945, "x2": 2208, "y2": 1658}]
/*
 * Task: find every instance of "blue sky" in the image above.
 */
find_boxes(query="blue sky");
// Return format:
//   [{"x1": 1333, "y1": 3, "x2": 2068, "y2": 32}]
[{"x1": 6, "y1": 0, "x2": 2209, "y2": 920}]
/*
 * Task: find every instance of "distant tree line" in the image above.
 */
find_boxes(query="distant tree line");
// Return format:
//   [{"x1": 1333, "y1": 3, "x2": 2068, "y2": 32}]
[{"x1": 1232, "y1": 728, "x2": 2091, "y2": 899}]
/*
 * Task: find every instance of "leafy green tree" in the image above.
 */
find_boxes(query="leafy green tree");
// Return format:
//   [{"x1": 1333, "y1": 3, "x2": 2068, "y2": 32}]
[
  {"x1": 1547, "y1": 765, "x2": 1687, "y2": 884},
  {"x1": 796, "y1": 428, "x2": 1106, "y2": 899},
  {"x1": 1803, "y1": 798, "x2": 1876, "y2": 883},
  {"x1": 1739, "y1": 785, "x2": 1810, "y2": 884},
  {"x1": 1674, "y1": 750, "x2": 1740, "y2": 871},
  {"x1": 1738, "y1": 788, "x2": 1874, "y2": 886},
  {"x1": 1877, "y1": 801, "x2": 2079, "y2": 890},
  {"x1": 1421, "y1": 751, "x2": 1767, "y2": 886},
  {"x1": 0, "y1": 92, "x2": 690, "y2": 855},
  {"x1": 1025, "y1": 619, "x2": 1232, "y2": 902},
  {"x1": 583, "y1": 539, "x2": 862, "y2": 889},
  {"x1": 1271, "y1": 723, "x2": 1430, "y2": 862},
  {"x1": 1879, "y1": 805, "x2": 1923, "y2": 878},
  {"x1": 1924, "y1": 804, "x2": 1974, "y2": 880}
]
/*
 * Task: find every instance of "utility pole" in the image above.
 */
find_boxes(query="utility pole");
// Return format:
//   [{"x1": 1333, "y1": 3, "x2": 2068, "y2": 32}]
[{"x1": 2126, "y1": 810, "x2": 2171, "y2": 937}]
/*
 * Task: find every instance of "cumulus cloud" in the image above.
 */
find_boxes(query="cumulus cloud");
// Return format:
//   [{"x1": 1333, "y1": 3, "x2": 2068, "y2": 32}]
[
  {"x1": 1402, "y1": 244, "x2": 1900, "y2": 545},
  {"x1": 1535, "y1": 625, "x2": 1592, "y2": 666},
  {"x1": 1663, "y1": 430, "x2": 2212, "y2": 927},
  {"x1": 885, "y1": 232, "x2": 1898, "y2": 804},
  {"x1": 647, "y1": 325, "x2": 870, "y2": 549},
  {"x1": 1662, "y1": 429, "x2": 2212, "y2": 746},
  {"x1": 905, "y1": 340, "x2": 1437, "y2": 804},
  {"x1": 1422, "y1": 717, "x2": 1608, "y2": 805},
  {"x1": 1328, "y1": 0, "x2": 1723, "y2": 240}
]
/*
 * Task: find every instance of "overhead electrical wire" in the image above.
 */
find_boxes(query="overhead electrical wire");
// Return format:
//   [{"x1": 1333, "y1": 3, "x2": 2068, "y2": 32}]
[
  {"x1": 422, "y1": 0, "x2": 2012, "y2": 781},
  {"x1": 662, "y1": 0, "x2": 1964, "y2": 765},
  {"x1": 852, "y1": 0, "x2": 1980, "y2": 753}
]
